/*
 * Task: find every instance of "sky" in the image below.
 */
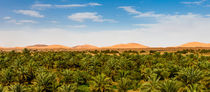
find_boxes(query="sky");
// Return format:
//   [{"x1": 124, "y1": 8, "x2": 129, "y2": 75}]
[{"x1": 1, "y1": 0, "x2": 210, "y2": 47}]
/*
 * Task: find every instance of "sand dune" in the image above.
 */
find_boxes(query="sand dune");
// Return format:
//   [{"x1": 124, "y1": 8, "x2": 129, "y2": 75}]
[
  {"x1": 27, "y1": 44, "x2": 48, "y2": 48},
  {"x1": 1, "y1": 42, "x2": 210, "y2": 50},
  {"x1": 104, "y1": 43, "x2": 148, "y2": 48},
  {"x1": 178, "y1": 42, "x2": 210, "y2": 47},
  {"x1": 73, "y1": 44, "x2": 98, "y2": 49},
  {"x1": 26, "y1": 44, "x2": 70, "y2": 49}
]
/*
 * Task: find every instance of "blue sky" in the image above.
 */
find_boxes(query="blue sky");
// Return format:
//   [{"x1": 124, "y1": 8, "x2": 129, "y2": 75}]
[{"x1": 1, "y1": 0, "x2": 210, "y2": 47}]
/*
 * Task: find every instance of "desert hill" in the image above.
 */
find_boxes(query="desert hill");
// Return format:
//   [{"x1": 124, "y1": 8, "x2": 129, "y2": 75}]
[
  {"x1": 73, "y1": 44, "x2": 98, "y2": 49},
  {"x1": 178, "y1": 42, "x2": 210, "y2": 47},
  {"x1": 104, "y1": 43, "x2": 148, "y2": 48},
  {"x1": 27, "y1": 44, "x2": 48, "y2": 48},
  {"x1": 26, "y1": 44, "x2": 70, "y2": 49}
]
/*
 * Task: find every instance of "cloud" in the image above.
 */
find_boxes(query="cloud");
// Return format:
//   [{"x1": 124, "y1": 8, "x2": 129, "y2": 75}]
[
  {"x1": 119, "y1": 6, "x2": 164, "y2": 17},
  {"x1": 119, "y1": 6, "x2": 140, "y2": 14},
  {"x1": 32, "y1": 4, "x2": 52, "y2": 9},
  {"x1": 55, "y1": 3, "x2": 101, "y2": 8},
  {"x1": 19, "y1": 20, "x2": 37, "y2": 24},
  {"x1": 49, "y1": 21, "x2": 58, "y2": 24},
  {"x1": 55, "y1": 4, "x2": 86, "y2": 8},
  {"x1": 6, "y1": 19, "x2": 37, "y2": 25},
  {"x1": 1, "y1": 13, "x2": 210, "y2": 47},
  {"x1": 181, "y1": 0, "x2": 206, "y2": 5},
  {"x1": 14, "y1": 10, "x2": 44, "y2": 18},
  {"x1": 87, "y1": 3, "x2": 102, "y2": 6},
  {"x1": 68, "y1": 25, "x2": 87, "y2": 28},
  {"x1": 2, "y1": 16, "x2": 11, "y2": 20},
  {"x1": 68, "y1": 12, "x2": 116, "y2": 22}
]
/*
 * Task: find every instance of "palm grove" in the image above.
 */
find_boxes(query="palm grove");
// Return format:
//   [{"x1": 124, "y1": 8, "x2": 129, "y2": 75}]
[{"x1": 0, "y1": 49, "x2": 209, "y2": 92}]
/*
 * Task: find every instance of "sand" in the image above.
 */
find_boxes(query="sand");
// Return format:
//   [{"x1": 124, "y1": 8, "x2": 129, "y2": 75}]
[
  {"x1": 73, "y1": 44, "x2": 98, "y2": 49},
  {"x1": 103, "y1": 43, "x2": 149, "y2": 48},
  {"x1": 26, "y1": 44, "x2": 70, "y2": 49},
  {"x1": 178, "y1": 42, "x2": 210, "y2": 47}
]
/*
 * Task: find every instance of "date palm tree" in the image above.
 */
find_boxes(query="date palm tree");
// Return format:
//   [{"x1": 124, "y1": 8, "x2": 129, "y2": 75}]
[
  {"x1": 89, "y1": 73, "x2": 112, "y2": 92},
  {"x1": 0, "y1": 85, "x2": 5, "y2": 92},
  {"x1": 36, "y1": 72, "x2": 56, "y2": 92},
  {"x1": 141, "y1": 74, "x2": 160, "y2": 92},
  {"x1": 0, "y1": 68, "x2": 15, "y2": 86},
  {"x1": 117, "y1": 78, "x2": 131, "y2": 92},
  {"x1": 177, "y1": 67, "x2": 204, "y2": 85},
  {"x1": 158, "y1": 80, "x2": 183, "y2": 92},
  {"x1": 9, "y1": 84, "x2": 27, "y2": 92},
  {"x1": 185, "y1": 83, "x2": 206, "y2": 92},
  {"x1": 61, "y1": 69, "x2": 74, "y2": 84},
  {"x1": 58, "y1": 84, "x2": 77, "y2": 92}
]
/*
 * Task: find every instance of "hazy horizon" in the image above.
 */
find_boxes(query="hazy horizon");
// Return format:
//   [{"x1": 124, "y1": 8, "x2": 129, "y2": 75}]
[{"x1": 1, "y1": 0, "x2": 210, "y2": 47}]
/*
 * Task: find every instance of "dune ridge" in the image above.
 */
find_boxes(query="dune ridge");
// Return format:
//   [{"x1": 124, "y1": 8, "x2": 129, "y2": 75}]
[
  {"x1": 178, "y1": 42, "x2": 210, "y2": 47},
  {"x1": 1, "y1": 42, "x2": 210, "y2": 50},
  {"x1": 103, "y1": 43, "x2": 149, "y2": 48},
  {"x1": 26, "y1": 44, "x2": 70, "y2": 49},
  {"x1": 73, "y1": 44, "x2": 98, "y2": 49}
]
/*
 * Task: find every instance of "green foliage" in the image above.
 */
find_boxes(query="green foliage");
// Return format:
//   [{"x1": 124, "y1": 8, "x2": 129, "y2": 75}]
[
  {"x1": 89, "y1": 73, "x2": 112, "y2": 92},
  {"x1": 177, "y1": 67, "x2": 204, "y2": 85},
  {"x1": 8, "y1": 84, "x2": 27, "y2": 92},
  {"x1": 36, "y1": 72, "x2": 57, "y2": 92},
  {"x1": 0, "y1": 85, "x2": 5, "y2": 92},
  {"x1": 0, "y1": 49, "x2": 209, "y2": 91},
  {"x1": 158, "y1": 80, "x2": 183, "y2": 92},
  {"x1": 117, "y1": 78, "x2": 131, "y2": 92}
]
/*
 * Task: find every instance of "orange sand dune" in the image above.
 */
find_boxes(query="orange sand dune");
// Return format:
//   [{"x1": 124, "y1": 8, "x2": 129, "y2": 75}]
[
  {"x1": 27, "y1": 44, "x2": 48, "y2": 48},
  {"x1": 178, "y1": 42, "x2": 210, "y2": 47},
  {"x1": 46, "y1": 45, "x2": 70, "y2": 48},
  {"x1": 26, "y1": 44, "x2": 70, "y2": 49},
  {"x1": 104, "y1": 43, "x2": 148, "y2": 48},
  {"x1": 73, "y1": 44, "x2": 98, "y2": 49}
]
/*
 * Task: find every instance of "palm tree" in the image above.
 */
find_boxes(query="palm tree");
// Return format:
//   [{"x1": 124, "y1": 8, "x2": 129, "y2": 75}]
[
  {"x1": 158, "y1": 80, "x2": 183, "y2": 92},
  {"x1": 61, "y1": 69, "x2": 74, "y2": 84},
  {"x1": 117, "y1": 70, "x2": 130, "y2": 80},
  {"x1": 0, "y1": 68, "x2": 15, "y2": 86},
  {"x1": 185, "y1": 83, "x2": 206, "y2": 92},
  {"x1": 0, "y1": 85, "x2": 5, "y2": 92},
  {"x1": 117, "y1": 78, "x2": 131, "y2": 92},
  {"x1": 16, "y1": 66, "x2": 27, "y2": 84},
  {"x1": 141, "y1": 74, "x2": 160, "y2": 92},
  {"x1": 131, "y1": 80, "x2": 143, "y2": 91},
  {"x1": 89, "y1": 73, "x2": 112, "y2": 92},
  {"x1": 161, "y1": 71, "x2": 170, "y2": 80},
  {"x1": 58, "y1": 84, "x2": 77, "y2": 92},
  {"x1": 36, "y1": 72, "x2": 56, "y2": 92},
  {"x1": 177, "y1": 67, "x2": 204, "y2": 85},
  {"x1": 8, "y1": 84, "x2": 27, "y2": 92}
]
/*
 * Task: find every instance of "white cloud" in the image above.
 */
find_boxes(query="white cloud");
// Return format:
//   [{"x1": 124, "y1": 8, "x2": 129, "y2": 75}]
[
  {"x1": 3, "y1": 16, "x2": 11, "y2": 20},
  {"x1": 181, "y1": 0, "x2": 206, "y2": 5},
  {"x1": 14, "y1": 10, "x2": 44, "y2": 18},
  {"x1": 19, "y1": 20, "x2": 37, "y2": 24},
  {"x1": 32, "y1": 4, "x2": 52, "y2": 9},
  {"x1": 87, "y1": 3, "x2": 102, "y2": 6},
  {"x1": 6, "y1": 19, "x2": 37, "y2": 25},
  {"x1": 119, "y1": 6, "x2": 140, "y2": 14},
  {"x1": 50, "y1": 21, "x2": 58, "y2": 24},
  {"x1": 3, "y1": 16, "x2": 37, "y2": 24},
  {"x1": 1, "y1": 13, "x2": 210, "y2": 47},
  {"x1": 7, "y1": 19, "x2": 21, "y2": 25},
  {"x1": 55, "y1": 3, "x2": 101, "y2": 8},
  {"x1": 68, "y1": 12, "x2": 115, "y2": 22},
  {"x1": 55, "y1": 4, "x2": 86, "y2": 8},
  {"x1": 68, "y1": 25, "x2": 87, "y2": 28},
  {"x1": 119, "y1": 6, "x2": 164, "y2": 17}
]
